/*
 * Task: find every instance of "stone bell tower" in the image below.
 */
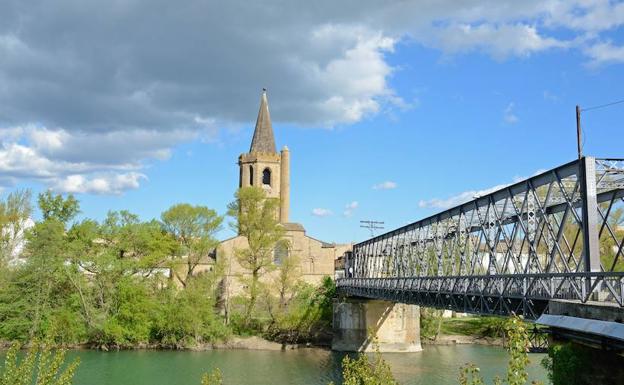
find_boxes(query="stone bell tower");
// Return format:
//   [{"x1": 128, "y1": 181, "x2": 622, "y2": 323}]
[{"x1": 238, "y1": 89, "x2": 290, "y2": 223}]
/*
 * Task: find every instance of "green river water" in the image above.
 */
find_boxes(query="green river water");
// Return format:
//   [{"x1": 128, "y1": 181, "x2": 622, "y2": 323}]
[{"x1": 51, "y1": 345, "x2": 548, "y2": 385}]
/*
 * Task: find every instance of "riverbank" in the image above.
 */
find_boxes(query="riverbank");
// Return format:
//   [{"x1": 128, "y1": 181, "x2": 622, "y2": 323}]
[
  {"x1": 423, "y1": 334, "x2": 503, "y2": 346},
  {"x1": 0, "y1": 335, "x2": 328, "y2": 352}
]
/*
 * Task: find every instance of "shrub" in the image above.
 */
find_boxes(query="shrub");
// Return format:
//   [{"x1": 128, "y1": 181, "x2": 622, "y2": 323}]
[{"x1": 0, "y1": 341, "x2": 79, "y2": 385}]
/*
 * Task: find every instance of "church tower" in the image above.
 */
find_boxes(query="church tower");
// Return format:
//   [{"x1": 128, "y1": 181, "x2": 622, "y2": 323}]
[{"x1": 238, "y1": 89, "x2": 290, "y2": 223}]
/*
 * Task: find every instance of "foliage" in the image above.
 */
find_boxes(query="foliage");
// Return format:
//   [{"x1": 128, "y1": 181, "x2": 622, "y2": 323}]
[
  {"x1": 459, "y1": 364, "x2": 485, "y2": 385},
  {"x1": 332, "y1": 335, "x2": 398, "y2": 385},
  {"x1": 0, "y1": 189, "x2": 32, "y2": 265},
  {"x1": 420, "y1": 308, "x2": 443, "y2": 340},
  {"x1": 541, "y1": 342, "x2": 589, "y2": 385},
  {"x1": 441, "y1": 316, "x2": 506, "y2": 339},
  {"x1": 161, "y1": 204, "x2": 223, "y2": 287},
  {"x1": 227, "y1": 187, "x2": 284, "y2": 324},
  {"x1": 200, "y1": 368, "x2": 223, "y2": 385},
  {"x1": 264, "y1": 276, "x2": 336, "y2": 343},
  {"x1": 599, "y1": 207, "x2": 624, "y2": 271},
  {"x1": 0, "y1": 197, "x2": 230, "y2": 349},
  {"x1": 0, "y1": 341, "x2": 79, "y2": 385},
  {"x1": 153, "y1": 273, "x2": 230, "y2": 348},
  {"x1": 37, "y1": 191, "x2": 79, "y2": 225},
  {"x1": 0, "y1": 189, "x2": 336, "y2": 350},
  {"x1": 458, "y1": 316, "x2": 542, "y2": 385}
]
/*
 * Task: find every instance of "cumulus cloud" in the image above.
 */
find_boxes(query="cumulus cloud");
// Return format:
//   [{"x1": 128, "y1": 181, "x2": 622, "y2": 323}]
[
  {"x1": 427, "y1": 23, "x2": 567, "y2": 59},
  {"x1": 373, "y1": 181, "x2": 398, "y2": 190},
  {"x1": 0, "y1": 125, "x2": 174, "y2": 193},
  {"x1": 311, "y1": 208, "x2": 333, "y2": 217},
  {"x1": 1, "y1": 0, "x2": 623, "y2": 193},
  {"x1": 343, "y1": 201, "x2": 359, "y2": 217},
  {"x1": 584, "y1": 41, "x2": 624, "y2": 66},
  {"x1": 52, "y1": 173, "x2": 147, "y2": 195}
]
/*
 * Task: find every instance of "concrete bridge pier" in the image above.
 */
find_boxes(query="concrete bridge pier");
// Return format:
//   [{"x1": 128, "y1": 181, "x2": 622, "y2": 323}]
[{"x1": 332, "y1": 298, "x2": 422, "y2": 352}]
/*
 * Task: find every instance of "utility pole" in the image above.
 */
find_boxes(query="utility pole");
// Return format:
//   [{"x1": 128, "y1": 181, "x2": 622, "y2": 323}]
[
  {"x1": 576, "y1": 105, "x2": 582, "y2": 159},
  {"x1": 360, "y1": 220, "x2": 384, "y2": 238}
]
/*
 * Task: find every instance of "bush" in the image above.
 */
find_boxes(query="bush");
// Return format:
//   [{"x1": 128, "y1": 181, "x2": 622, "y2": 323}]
[
  {"x1": 541, "y1": 343, "x2": 589, "y2": 385},
  {"x1": 152, "y1": 276, "x2": 229, "y2": 348},
  {"x1": 0, "y1": 342, "x2": 79, "y2": 385},
  {"x1": 263, "y1": 276, "x2": 336, "y2": 344},
  {"x1": 458, "y1": 316, "x2": 542, "y2": 385}
]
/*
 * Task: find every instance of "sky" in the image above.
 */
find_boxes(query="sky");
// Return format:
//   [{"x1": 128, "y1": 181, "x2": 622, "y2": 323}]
[{"x1": 1, "y1": 0, "x2": 624, "y2": 243}]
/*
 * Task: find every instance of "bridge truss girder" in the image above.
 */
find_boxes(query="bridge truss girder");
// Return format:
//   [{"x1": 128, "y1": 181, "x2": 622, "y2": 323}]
[{"x1": 338, "y1": 157, "x2": 624, "y2": 319}]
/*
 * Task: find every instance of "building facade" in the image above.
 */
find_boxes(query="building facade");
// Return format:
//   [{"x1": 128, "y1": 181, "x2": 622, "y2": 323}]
[{"x1": 215, "y1": 89, "x2": 351, "y2": 297}]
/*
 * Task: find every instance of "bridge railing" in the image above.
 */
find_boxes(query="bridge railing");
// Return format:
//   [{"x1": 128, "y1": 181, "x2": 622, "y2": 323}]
[{"x1": 338, "y1": 157, "x2": 624, "y2": 317}]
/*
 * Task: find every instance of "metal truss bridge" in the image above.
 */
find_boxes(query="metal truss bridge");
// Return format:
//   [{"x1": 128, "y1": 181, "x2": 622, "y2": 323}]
[{"x1": 337, "y1": 157, "x2": 624, "y2": 320}]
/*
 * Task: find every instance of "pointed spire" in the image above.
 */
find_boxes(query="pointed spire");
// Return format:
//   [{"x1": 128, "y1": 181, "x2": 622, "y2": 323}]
[{"x1": 249, "y1": 88, "x2": 276, "y2": 153}]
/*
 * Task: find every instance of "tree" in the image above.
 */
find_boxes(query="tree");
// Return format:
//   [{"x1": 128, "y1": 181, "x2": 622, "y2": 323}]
[
  {"x1": 161, "y1": 204, "x2": 223, "y2": 287},
  {"x1": 227, "y1": 187, "x2": 285, "y2": 324},
  {"x1": 274, "y1": 247, "x2": 300, "y2": 311},
  {"x1": 0, "y1": 189, "x2": 32, "y2": 265},
  {"x1": 37, "y1": 191, "x2": 79, "y2": 225},
  {"x1": 459, "y1": 316, "x2": 542, "y2": 385},
  {"x1": 0, "y1": 341, "x2": 79, "y2": 385},
  {"x1": 22, "y1": 218, "x2": 70, "y2": 339}
]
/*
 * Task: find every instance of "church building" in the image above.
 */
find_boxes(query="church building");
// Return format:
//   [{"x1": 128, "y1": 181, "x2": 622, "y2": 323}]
[{"x1": 215, "y1": 89, "x2": 352, "y2": 296}]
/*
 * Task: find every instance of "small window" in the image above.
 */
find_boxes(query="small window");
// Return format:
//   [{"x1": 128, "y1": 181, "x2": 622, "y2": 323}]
[
  {"x1": 262, "y1": 168, "x2": 271, "y2": 186},
  {"x1": 274, "y1": 242, "x2": 289, "y2": 265},
  {"x1": 249, "y1": 165, "x2": 254, "y2": 186}
]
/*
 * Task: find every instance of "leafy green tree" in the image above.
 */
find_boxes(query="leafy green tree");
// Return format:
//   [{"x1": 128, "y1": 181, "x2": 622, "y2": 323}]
[
  {"x1": 273, "y1": 247, "x2": 300, "y2": 311},
  {"x1": 21, "y1": 218, "x2": 74, "y2": 340},
  {"x1": 0, "y1": 189, "x2": 32, "y2": 265},
  {"x1": 265, "y1": 277, "x2": 336, "y2": 344},
  {"x1": 0, "y1": 193, "x2": 231, "y2": 348},
  {"x1": 459, "y1": 316, "x2": 542, "y2": 385},
  {"x1": 153, "y1": 272, "x2": 229, "y2": 348},
  {"x1": 161, "y1": 204, "x2": 223, "y2": 287},
  {"x1": 0, "y1": 342, "x2": 79, "y2": 385},
  {"x1": 37, "y1": 191, "x2": 79, "y2": 225},
  {"x1": 227, "y1": 187, "x2": 284, "y2": 324}
]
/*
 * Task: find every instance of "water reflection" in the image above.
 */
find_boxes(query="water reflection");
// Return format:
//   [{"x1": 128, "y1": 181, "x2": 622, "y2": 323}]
[{"x1": 61, "y1": 345, "x2": 547, "y2": 385}]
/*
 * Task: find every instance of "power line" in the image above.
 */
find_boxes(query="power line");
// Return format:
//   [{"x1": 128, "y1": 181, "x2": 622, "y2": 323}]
[
  {"x1": 581, "y1": 98, "x2": 624, "y2": 112},
  {"x1": 576, "y1": 97, "x2": 624, "y2": 158},
  {"x1": 360, "y1": 220, "x2": 384, "y2": 238}
]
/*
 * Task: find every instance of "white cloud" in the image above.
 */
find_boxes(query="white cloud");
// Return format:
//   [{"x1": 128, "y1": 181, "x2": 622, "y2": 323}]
[
  {"x1": 373, "y1": 181, "x2": 398, "y2": 190},
  {"x1": 418, "y1": 183, "x2": 510, "y2": 210},
  {"x1": 0, "y1": 0, "x2": 623, "y2": 195},
  {"x1": 504, "y1": 102, "x2": 519, "y2": 124},
  {"x1": 0, "y1": 125, "x2": 175, "y2": 194},
  {"x1": 418, "y1": 169, "x2": 547, "y2": 209},
  {"x1": 584, "y1": 41, "x2": 624, "y2": 66},
  {"x1": 311, "y1": 208, "x2": 333, "y2": 217},
  {"x1": 52, "y1": 172, "x2": 147, "y2": 195},
  {"x1": 343, "y1": 201, "x2": 359, "y2": 217},
  {"x1": 428, "y1": 23, "x2": 568, "y2": 60}
]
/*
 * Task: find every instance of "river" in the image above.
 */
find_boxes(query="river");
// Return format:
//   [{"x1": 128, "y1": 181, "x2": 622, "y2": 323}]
[{"x1": 58, "y1": 345, "x2": 548, "y2": 384}]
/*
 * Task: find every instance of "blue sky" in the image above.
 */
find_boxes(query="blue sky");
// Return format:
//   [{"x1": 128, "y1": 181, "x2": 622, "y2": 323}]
[{"x1": 1, "y1": 1, "x2": 624, "y2": 243}]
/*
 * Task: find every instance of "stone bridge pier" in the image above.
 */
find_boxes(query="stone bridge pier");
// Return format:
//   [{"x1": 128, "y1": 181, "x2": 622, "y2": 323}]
[{"x1": 332, "y1": 298, "x2": 422, "y2": 352}]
